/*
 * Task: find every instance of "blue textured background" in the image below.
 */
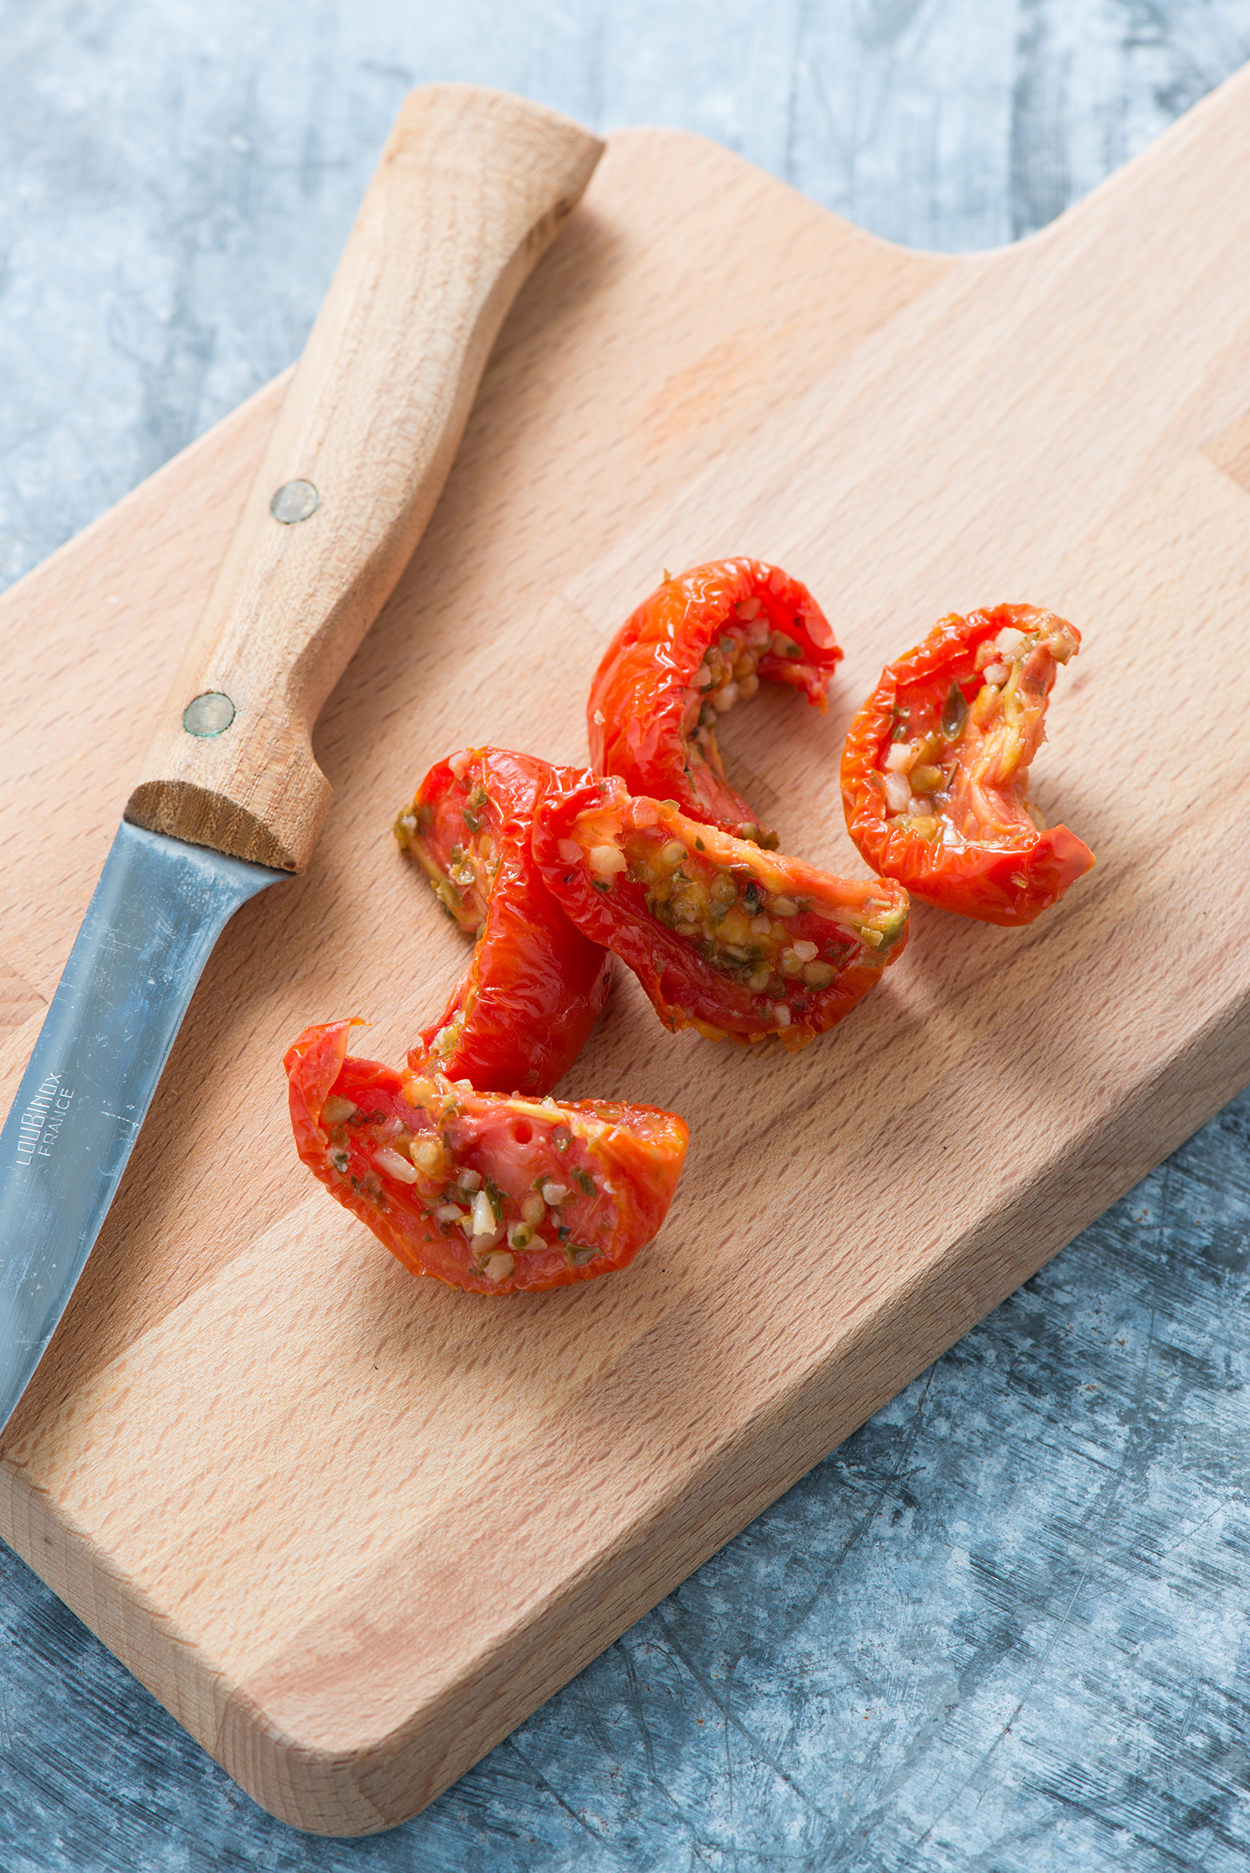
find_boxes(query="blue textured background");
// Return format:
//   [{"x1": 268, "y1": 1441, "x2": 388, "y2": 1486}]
[{"x1": 3, "y1": 4, "x2": 1250, "y2": 1867}]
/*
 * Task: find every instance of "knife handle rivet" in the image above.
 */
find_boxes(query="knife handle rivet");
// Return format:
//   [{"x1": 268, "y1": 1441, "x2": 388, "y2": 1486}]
[
  {"x1": 269, "y1": 479, "x2": 320, "y2": 524},
  {"x1": 182, "y1": 692, "x2": 236, "y2": 738}
]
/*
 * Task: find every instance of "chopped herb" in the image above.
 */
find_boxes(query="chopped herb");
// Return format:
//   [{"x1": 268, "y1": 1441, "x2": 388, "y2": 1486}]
[
  {"x1": 941, "y1": 682, "x2": 968, "y2": 740},
  {"x1": 574, "y1": 1169, "x2": 595, "y2": 1197}
]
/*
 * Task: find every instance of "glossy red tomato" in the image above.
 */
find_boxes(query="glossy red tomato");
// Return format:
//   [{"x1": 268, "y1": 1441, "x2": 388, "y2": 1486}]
[
  {"x1": 841, "y1": 605, "x2": 1095, "y2": 926},
  {"x1": 395, "y1": 747, "x2": 612, "y2": 1092},
  {"x1": 285, "y1": 1020, "x2": 690, "y2": 1294},
  {"x1": 535, "y1": 775, "x2": 908, "y2": 1051},
  {"x1": 588, "y1": 558, "x2": 842, "y2": 848}
]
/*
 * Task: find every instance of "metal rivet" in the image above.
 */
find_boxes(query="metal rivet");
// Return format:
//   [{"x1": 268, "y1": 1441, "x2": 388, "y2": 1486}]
[
  {"x1": 183, "y1": 692, "x2": 236, "y2": 737},
  {"x1": 270, "y1": 479, "x2": 320, "y2": 524}
]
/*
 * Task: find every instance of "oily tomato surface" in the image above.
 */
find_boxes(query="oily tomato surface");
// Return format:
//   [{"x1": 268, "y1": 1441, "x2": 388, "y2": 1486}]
[
  {"x1": 285, "y1": 1020, "x2": 689, "y2": 1295},
  {"x1": 841, "y1": 605, "x2": 1094, "y2": 926},
  {"x1": 589, "y1": 558, "x2": 841, "y2": 848},
  {"x1": 395, "y1": 747, "x2": 612, "y2": 1092},
  {"x1": 535, "y1": 775, "x2": 908, "y2": 1050}
]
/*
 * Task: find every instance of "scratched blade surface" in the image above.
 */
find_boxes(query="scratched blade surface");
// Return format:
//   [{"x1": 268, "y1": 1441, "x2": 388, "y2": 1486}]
[{"x1": 0, "y1": 821, "x2": 283, "y2": 1433}]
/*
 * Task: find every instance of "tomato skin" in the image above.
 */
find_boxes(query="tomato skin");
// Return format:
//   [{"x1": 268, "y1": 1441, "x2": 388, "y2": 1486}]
[
  {"x1": 588, "y1": 558, "x2": 841, "y2": 847},
  {"x1": 284, "y1": 1020, "x2": 689, "y2": 1294},
  {"x1": 396, "y1": 748, "x2": 612, "y2": 1093},
  {"x1": 841, "y1": 606, "x2": 1095, "y2": 927},
  {"x1": 535, "y1": 775, "x2": 908, "y2": 1050}
]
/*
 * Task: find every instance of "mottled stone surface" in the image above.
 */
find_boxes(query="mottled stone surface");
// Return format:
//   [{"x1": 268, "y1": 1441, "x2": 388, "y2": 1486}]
[{"x1": 3, "y1": 3, "x2": 1250, "y2": 1867}]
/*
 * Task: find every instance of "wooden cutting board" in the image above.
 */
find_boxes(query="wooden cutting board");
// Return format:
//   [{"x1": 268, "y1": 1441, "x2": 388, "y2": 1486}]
[{"x1": 3, "y1": 66, "x2": 1250, "y2": 1837}]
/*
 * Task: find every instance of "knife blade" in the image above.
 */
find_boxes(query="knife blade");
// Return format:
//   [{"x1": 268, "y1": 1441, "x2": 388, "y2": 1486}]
[{"x1": 0, "y1": 85, "x2": 602, "y2": 1434}]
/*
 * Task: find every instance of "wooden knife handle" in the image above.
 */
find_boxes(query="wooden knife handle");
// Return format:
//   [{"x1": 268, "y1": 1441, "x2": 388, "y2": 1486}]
[{"x1": 125, "y1": 85, "x2": 602, "y2": 872}]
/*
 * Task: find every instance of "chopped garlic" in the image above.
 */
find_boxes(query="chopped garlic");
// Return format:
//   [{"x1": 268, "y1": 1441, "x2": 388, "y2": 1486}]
[
  {"x1": 321, "y1": 1095, "x2": 358, "y2": 1125},
  {"x1": 470, "y1": 1190, "x2": 498, "y2": 1239},
  {"x1": 588, "y1": 843, "x2": 627, "y2": 878},
  {"x1": 374, "y1": 1146, "x2": 417, "y2": 1184},
  {"x1": 883, "y1": 772, "x2": 912, "y2": 814}
]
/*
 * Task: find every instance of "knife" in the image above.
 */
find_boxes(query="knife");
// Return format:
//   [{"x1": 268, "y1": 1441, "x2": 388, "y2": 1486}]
[{"x1": 0, "y1": 85, "x2": 602, "y2": 1434}]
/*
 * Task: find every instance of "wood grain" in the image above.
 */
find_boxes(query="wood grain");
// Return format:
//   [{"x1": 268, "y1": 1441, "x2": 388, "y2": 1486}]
[
  {"x1": 3, "y1": 65, "x2": 1250, "y2": 1835},
  {"x1": 126, "y1": 84, "x2": 601, "y2": 871}
]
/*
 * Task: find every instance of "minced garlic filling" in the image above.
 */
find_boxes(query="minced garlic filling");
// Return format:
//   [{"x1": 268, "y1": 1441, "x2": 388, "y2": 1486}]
[
  {"x1": 881, "y1": 616, "x2": 1077, "y2": 846},
  {"x1": 323, "y1": 1079, "x2": 606, "y2": 1283},
  {"x1": 616, "y1": 824, "x2": 895, "y2": 1002},
  {"x1": 675, "y1": 598, "x2": 805, "y2": 847}
]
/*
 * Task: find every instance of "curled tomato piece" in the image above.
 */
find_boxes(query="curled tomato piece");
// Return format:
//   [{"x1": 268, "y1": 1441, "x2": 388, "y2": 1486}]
[
  {"x1": 588, "y1": 558, "x2": 841, "y2": 848},
  {"x1": 395, "y1": 748, "x2": 612, "y2": 1093},
  {"x1": 285, "y1": 1021, "x2": 689, "y2": 1295},
  {"x1": 841, "y1": 604, "x2": 1095, "y2": 926},
  {"x1": 535, "y1": 776, "x2": 908, "y2": 1052}
]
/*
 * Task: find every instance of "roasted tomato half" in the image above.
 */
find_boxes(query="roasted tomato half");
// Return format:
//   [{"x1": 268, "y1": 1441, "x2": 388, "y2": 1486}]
[
  {"x1": 535, "y1": 776, "x2": 908, "y2": 1051},
  {"x1": 394, "y1": 747, "x2": 612, "y2": 1093},
  {"x1": 841, "y1": 605, "x2": 1095, "y2": 926},
  {"x1": 285, "y1": 1021, "x2": 689, "y2": 1294},
  {"x1": 588, "y1": 558, "x2": 842, "y2": 848}
]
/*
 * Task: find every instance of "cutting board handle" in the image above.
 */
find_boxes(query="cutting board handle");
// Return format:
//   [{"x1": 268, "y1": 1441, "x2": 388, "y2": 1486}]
[{"x1": 125, "y1": 85, "x2": 602, "y2": 871}]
